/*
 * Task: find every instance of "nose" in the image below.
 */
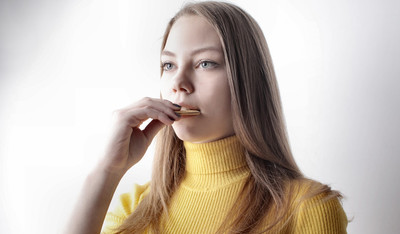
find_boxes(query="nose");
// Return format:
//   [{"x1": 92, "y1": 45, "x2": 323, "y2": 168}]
[{"x1": 172, "y1": 67, "x2": 194, "y2": 94}]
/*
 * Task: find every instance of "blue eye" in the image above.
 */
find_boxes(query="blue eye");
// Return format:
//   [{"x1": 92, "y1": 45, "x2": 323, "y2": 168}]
[
  {"x1": 162, "y1": 63, "x2": 174, "y2": 71},
  {"x1": 199, "y1": 61, "x2": 217, "y2": 69}
]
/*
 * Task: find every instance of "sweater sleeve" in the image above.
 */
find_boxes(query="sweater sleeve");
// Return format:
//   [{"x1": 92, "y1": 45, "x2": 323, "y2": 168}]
[
  {"x1": 293, "y1": 193, "x2": 348, "y2": 234},
  {"x1": 101, "y1": 182, "x2": 150, "y2": 234}
]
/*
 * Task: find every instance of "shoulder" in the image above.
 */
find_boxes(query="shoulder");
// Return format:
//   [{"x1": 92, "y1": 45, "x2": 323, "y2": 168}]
[
  {"x1": 102, "y1": 182, "x2": 150, "y2": 233},
  {"x1": 287, "y1": 179, "x2": 348, "y2": 233}
]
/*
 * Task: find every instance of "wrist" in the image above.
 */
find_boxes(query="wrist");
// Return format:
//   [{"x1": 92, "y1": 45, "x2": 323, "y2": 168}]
[
  {"x1": 96, "y1": 157, "x2": 128, "y2": 177},
  {"x1": 89, "y1": 161, "x2": 126, "y2": 186}
]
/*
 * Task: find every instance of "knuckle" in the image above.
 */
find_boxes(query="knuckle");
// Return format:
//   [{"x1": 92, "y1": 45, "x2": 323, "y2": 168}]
[
  {"x1": 163, "y1": 99, "x2": 172, "y2": 105},
  {"x1": 142, "y1": 105, "x2": 152, "y2": 112},
  {"x1": 159, "y1": 113, "x2": 170, "y2": 122},
  {"x1": 141, "y1": 97, "x2": 152, "y2": 103},
  {"x1": 112, "y1": 109, "x2": 125, "y2": 119},
  {"x1": 111, "y1": 109, "x2": 129, "y2": 125},
  {"x1": 128, "y1": 116, "x2": 140, "y2": 126}
]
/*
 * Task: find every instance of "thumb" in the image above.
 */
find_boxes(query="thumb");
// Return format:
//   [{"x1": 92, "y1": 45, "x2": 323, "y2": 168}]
[{"x1": 143, "y1": 119, "x2": 166, "y2": 142}]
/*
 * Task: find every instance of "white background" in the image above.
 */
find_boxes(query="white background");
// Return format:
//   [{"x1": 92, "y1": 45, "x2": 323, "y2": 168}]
[{"x1": 1, "y1": 0, "x2": 399, "y2": 233}]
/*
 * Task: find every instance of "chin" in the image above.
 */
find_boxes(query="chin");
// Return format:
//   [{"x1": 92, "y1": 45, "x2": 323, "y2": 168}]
[
  {"x1": 172, "y1": 127, "x2": 206, "y2": 143},
  {"x1": 173, "y1": 128, "x2": 227, "y2": 143},
  {"x1": 173, "y1": 130, "x2": 202, "y2": 143},
  {"x1": 172, "y1": 122, "x2": 235, "y2": 143}
]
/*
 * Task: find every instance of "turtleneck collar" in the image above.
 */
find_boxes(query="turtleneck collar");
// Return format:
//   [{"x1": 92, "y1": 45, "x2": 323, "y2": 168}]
[
  {"x1": 184, "y1": 135, "x2": 248, "y2": 174},
  {"x1": 182, "y1": 135, "x2": 250, "y2": 190}
]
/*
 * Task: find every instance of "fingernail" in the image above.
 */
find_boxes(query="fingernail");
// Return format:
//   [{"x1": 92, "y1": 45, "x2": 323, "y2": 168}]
[
  {"x1": 173, "y1": 103, "x2": 181, "y2": 108},
  {"x1": 175, "y1": 112, "x2": 181, "y2": 118}
]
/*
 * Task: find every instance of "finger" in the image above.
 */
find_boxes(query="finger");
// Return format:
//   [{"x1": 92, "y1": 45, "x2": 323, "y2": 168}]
[
  {"x1": 125, "y1": 107, "x2": 175, "y2": 127},
  {"x1": 117, "y1": 98, "x2": 180, "y2": 127},
  {"x1": 161, "y1": 99, "x2": 182, "y2": 110},
  {"x1": 142, "y1": 119, "x2": 165, "y2": 141},
  {"x1": 132, "y1": 97, "x2": 180, "y2": 110},
  {"x1": 135, "y1": 99, "x2": 181, "y2": 121},
  {"x1": 158, "y1": 99, "x2": 182, "y2": 119}
]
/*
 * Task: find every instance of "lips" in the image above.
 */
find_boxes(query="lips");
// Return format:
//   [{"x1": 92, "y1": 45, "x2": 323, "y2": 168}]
[
  {"x1": 177, "y1": 103, "x2": 200, "y2": 111},
  {"x1": 174, "y1": 102, "x2": 201, "y2": 116}
]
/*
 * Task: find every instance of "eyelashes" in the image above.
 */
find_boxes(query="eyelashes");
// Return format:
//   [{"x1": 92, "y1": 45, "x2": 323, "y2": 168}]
[
  {"x1": 161, "y1": 60, "x2": 219, "y2": 72},
  {"x1": 161, "y1": 62, "x2": 174, "y2": 71},
  {"x1": 198, "y1": 61, "x2": 218, "y2": 69}
]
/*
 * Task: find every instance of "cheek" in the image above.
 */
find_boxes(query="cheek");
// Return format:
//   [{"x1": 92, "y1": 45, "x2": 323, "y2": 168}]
[
  {"x1": 199, "y1": 84, "x2": 232, "y2": 121},
  {"x1": 203, "y1": 79, "x2": 230, "y2": 103}
]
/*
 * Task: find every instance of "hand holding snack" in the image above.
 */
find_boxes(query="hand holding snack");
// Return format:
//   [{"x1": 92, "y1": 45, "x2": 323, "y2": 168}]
[{"x1": 100, "y1": 97, "x2": 181, "y2": 174}]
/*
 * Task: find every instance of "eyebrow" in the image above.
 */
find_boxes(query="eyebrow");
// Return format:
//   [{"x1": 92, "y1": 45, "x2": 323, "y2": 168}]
[{"x1": 161, "y1": 46, "x2": 222, "y2": 57}]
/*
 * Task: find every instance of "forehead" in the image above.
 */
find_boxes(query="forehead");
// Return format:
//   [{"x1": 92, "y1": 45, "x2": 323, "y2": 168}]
[{"x1": 164, "y1": 15, "x2": 223, "y2": 53}]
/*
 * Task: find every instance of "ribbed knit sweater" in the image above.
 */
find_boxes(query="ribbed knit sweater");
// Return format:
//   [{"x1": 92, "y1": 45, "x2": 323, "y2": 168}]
[{"x1": 102, "y1": 135, "x2": 347, "y2": 233}]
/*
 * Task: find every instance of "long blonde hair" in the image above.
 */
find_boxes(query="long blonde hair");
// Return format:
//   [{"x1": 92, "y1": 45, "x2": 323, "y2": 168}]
[{"x1": 116, "y1": 1, "x2": 341, "y2": 233}]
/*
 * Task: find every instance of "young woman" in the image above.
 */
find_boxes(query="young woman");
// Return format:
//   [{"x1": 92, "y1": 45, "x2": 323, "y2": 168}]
[{"x1": 66, "y1": 1, "x2": 348, "y2": 233}]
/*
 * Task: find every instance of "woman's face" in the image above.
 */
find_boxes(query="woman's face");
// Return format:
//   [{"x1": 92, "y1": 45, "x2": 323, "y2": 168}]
[{"x1": 160, "y1": 15, "x2": 234, "y2": 143}]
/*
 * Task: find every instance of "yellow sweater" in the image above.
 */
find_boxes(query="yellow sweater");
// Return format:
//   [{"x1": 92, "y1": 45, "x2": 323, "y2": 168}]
[{"x1": 103, "y1": 135, "x2": 347, "y2": 233}]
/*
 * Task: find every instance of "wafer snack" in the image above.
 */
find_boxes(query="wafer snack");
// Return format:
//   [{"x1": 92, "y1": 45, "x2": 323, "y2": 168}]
[{"x1": 175, "y1": 109, "x2": 200, "y2": 116}]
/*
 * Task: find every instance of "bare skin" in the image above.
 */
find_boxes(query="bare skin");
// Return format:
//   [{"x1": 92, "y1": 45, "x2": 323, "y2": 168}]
[
  {"x1": 161, "y1": 15, "x2": 234, "y2": 143},
  {"x1": 65, "y1": 98, "x2": 180, "y2": 234},
  {"x1": 65, "y1": 15, "x2": 234, "y2": 234}
]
